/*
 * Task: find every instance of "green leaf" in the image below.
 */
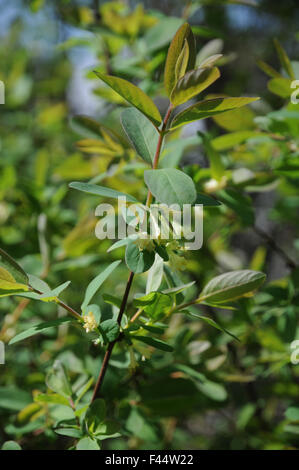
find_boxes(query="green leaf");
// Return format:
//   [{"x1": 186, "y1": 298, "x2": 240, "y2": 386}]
[
  {"x1": 125, "y1": 241, "x2": 155, "y2": 274},
  {"x1": 121, "y1": 108, "x2": 159, "y2": 165},
  {"x1": 46, "y1": 360, "x2": 72, "y2": 398},
  {"x1": 146, "y1": 254, "x2": 164, "y2": 294},
  {"x1": 134, "y1": 292, "x2": 172, "y2": 320},
  {"x1": 267, "y1": 77, "x2": 293, "y2": 98},
  {"x1": 69, "y1": 182, "x2": 138, "y2": 203},
  {"x1": 34, "y1": 393, "x2": 70, "y2": 407},
  {"x1": 99, "y1": 319, "x2": 120, "y2": 343},
  {"x1": 1, "y1": 441, "x2": 22, "y2": 450},
  {"x1": 16, "y1": 281, "x2": 71, "y2": 303},
  {"x1": 0, "y1": 248, "x2": 28, "y2": 285},
  {"x1": 144, "y1": 17, "x2": 183, "y2": 52},
  {"x1": 212, "y1": 130, "x2": 260, "y2": 151},
  {"x1": 9, "y1": 318, "x2": 72, "y2": 345},
  {"x1": 285, "y1": 407, "x2": 299, "y2": 421},
  {"x1": 103, "y1": 294, "x2": 121, "y2": 309},
  {"x1": 170, "y1": 67, "x2": 220, "y2": 107},
  {"x1": 186, "y1": 311, "x2": 239, "y2": 341},
  {"x1": 94, "y1": 71, "x2": 161, "y2": 127},
  {"x1": 218, "y1": 188, "x2": 254, "y2": 226},
  {"x1": 81, "y1": 260, "x2": 121, "y2": 312},
  {"x1": 85, "y1": 399, "x2": 106, "y2": 433},
  {"x1": 198, "y1": 270, "x2": 266, "y2": 304},
  {"x1": 175, "y1": 39, "x2": 190, "y2": 82},
  {"x1": 94, "y1": 420, "x2": 120, "y2": 439},
  {"x1": 176, "y1": 365, "x2": 227, "y2": 401},
  {"x1": 195, "y1": 193, "x2": 221, "y2": 206},
  {"x1": 144, "y1": 168, "x2": 196, "y2": 207},
  {"x1": 107, "y1": 235, "x2": 139, "y2": 253},
  {"x1": 273, "y1": 38, "x2": 295, "y2": 80},
  {"x1": 76, "y1": 437, "x2": 100, "y2": 450},
  {"x1": 131, "y1": 335, "x2": 173, "y2": 352},
  {"x1": 55, "y1": 428, "x2": 82, "y2": 438},
  {"x1": 257, "y1": 60, "x2": 282, "y2": 79},
  {"x1": 199, "y1": 131, "x2": 225, "y2": 181},
  {"x1": 164, "y1": 23, "x2": 196, "y2": 97},
  {"x1": 170, "y1": 97, "x2": 259, "y2": 129},
  {"x1": 71, "y1": 115, "x2": 122, "y2": 143}
]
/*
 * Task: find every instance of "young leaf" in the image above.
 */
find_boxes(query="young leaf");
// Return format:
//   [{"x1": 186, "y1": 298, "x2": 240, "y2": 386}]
[
  {"x1": 69, "y1": 182, "x2": 138, "y2": 203},
  {"x1": 144, "y1": 168, "x2": 196, "y2": 206},
  {"x1": 134, "y1": 292, "x2": 172, "y2": 320},
  {"x1": 1, "y1": 441, "x2": 22, "y2": 451},
  {"x1": 199, "y1": 131, "x2": 224, "y2": 181},
  {"x1": 131, "y1": 335, "x2": 173, "y2": 352},
  {"x1": 0, "y1": 248, "x2": 29, "y2": 285},
  {"x1": 81, "y1": 260, "x2": 121, "y2": 312},
  {"x1": 34, "y1": 393, "x2": 70, "y2": 407},
  {"x1": 164, "y1": 23, "x2": 196, "y2": 97},
  {"x1": 257, "y1": 60, "x2": 282, "y2": 79},
  {"x1": 99, "y1": 319, "x2": 120, "y2": 343},
  {"x1": 273, "y1": 38, "x2": 295, "y2": 80},
  {"x1": 9, "y1": 318, "x2": 73, "y2": 345},
  {"x1": 125, "y1": 241, "x2": 155, "y2": 274},
  {"x1": 94, "y1": 71, "x2": 161, "y2": 127},
  {"x1": 199, "y1": 54, "x2": 223, "y2": 69},
  {"x1": 198, "y1": 270, "x2": 266, "y2": 304},
  {"x1": 121, "y1": 108, "x2": 159, "y2": 164},
  {"x1": 170, "y1": 97, "x2": 259, "y2": 129},
  {"x1": 267, "y1": 77, "x2": 293, "y2": 98},
  {"x1": 55, "y1": 428, "x2": 82, "y2": 438},
  {"x1": 76, "y1": 437, "x2": 100, "y2": 450},
  {"x1": 170, "y1": 67, "x2": 220, "y2": 107},
  {"x1": 46, "y1": 360, "x2": 72, "y2": 398},
  {"x1": 175, "y1": 39, "x2": 189, "y2": 82},
  {"x1": 107, "y1": 235, "x2": 139, "y2": 253},
  {"x1": 146, "y1": 254, "x2": 164, "y2": 294},
  {"x1": 85, "y1": 399, "x2": 106, "y2": 432},
  {"x1": 186, "y1": 311, "x2": 239, "y2": 341}
]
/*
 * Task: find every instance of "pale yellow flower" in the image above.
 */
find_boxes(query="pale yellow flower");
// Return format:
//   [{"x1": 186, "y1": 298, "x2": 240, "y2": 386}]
[{"x1": 83, "y1": 311, "x2": 97, "y2": 333}]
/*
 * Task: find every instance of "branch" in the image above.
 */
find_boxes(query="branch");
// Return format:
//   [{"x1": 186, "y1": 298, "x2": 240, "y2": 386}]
[{"x1": 91, "y1": 105, "x2": 174, "y2": 402}]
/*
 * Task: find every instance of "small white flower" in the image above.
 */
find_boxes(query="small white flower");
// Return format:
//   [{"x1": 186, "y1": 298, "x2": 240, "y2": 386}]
[{"x1": 83, "y1": 311, "x2": 97, "y2": 333}]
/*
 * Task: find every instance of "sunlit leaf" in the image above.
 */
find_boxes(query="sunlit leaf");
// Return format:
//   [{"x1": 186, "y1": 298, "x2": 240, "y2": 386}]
[
  {"x1": 94, "y1": 71, "x2": 161, "y2": 127},
  {"x1": 121, "y1": 108, "x2": 159, "y2": 164},
  {"x1": 164, "y1": 23, "x2": 196, "y2": 97},
  {"x1": 198, "y1": 270, "x2": 266, "y2": 304},
  {"x1": 144, "y1": 168, "x2": 196, "y2": 206},
  {"x1": 171, "y1": 97, "x2": 259, "y2": 129},
  {"x1": 170, "y1": 67, "x2": 220, "y2": 107}
]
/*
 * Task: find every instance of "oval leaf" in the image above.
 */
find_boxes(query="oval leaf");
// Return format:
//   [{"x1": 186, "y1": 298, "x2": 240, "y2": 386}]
[
  {"x1": 170, "y1": 67, "x2": 220, "y2": 107},
  {"x1": 164, "y1": 23, "x2": 196, "y2": 97},
  {"x1": 171, "y1": 97, "x2": 259, "y2": 129},
  {"x1": 69, "y1": 181, "x2": 138, "y2": 203},
  {"x1": 0, "y1": 248, "x2": 28, "y2": 285},
  {"x1": 81, "y1": 260, "x2": 121, "y2": 312},
  {"x1": 121, "y1": 108, "x2": 159, "y2": 164},
  {"x1": 199, "y1": 270, "x2": 266, "y2": 304},
  {"x1": 125, "y1": 241, "x2": 155, "y2": 274},
  {"x1": 94, "y1": 71, "x2": 161, "y2": 127},
  {"x1": 144, "y1": 168, "x2": 196, "y2": 206}
]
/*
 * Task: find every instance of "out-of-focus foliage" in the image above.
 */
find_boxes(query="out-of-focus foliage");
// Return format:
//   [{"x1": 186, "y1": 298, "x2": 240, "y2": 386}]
[{"x1": 0, "y1": 0, "x2": 298, "y2": 451}]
